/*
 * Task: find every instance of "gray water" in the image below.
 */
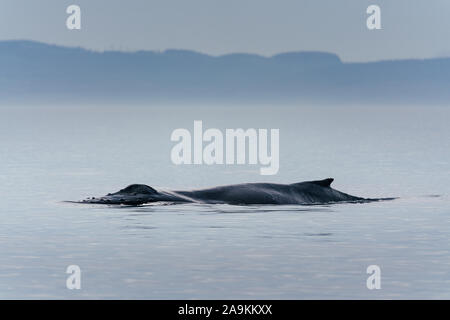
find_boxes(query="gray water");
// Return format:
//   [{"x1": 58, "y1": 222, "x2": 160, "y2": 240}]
[{"x1": 0, "y1": 105, "x2": 449, "y2": 299}]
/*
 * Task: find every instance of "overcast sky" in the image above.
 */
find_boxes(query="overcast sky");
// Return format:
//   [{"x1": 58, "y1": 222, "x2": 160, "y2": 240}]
[{"x1": 1, "y1": 0, "x2": 449, "y2": 62}]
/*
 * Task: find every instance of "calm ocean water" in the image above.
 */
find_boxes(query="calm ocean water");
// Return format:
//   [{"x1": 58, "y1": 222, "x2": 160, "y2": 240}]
[{"x1": 0, "y1": 105, "x2": 449, "y2": 299}]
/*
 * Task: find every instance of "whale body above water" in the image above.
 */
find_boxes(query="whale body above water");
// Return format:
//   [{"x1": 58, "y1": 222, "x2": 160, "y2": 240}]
[{"x1": 74, "y1": 178, "x2": 394, "y2": 206}]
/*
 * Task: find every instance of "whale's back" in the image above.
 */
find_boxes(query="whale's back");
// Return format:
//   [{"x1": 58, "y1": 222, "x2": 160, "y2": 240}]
[
  {"x1": 177, "y1": 178, "x2": 361, "y2": 205},
  {"x1": 177, "y1": 183, "x2": 293, "y2": 205}
]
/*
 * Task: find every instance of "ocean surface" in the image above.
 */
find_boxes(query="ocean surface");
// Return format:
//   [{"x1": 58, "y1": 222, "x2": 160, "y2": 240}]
[{"x1": 0, "y1": 105, "x2": 449, "y2": 299}]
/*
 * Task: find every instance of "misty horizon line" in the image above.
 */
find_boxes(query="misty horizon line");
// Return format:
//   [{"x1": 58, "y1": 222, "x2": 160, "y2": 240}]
[{"x1": 3, "y1": 39, "x2": 450, "y2": 64}]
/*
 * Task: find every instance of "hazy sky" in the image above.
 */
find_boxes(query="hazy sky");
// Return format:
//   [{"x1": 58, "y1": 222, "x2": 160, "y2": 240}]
[{"x1": 1, "y1": 0, "x2": 449, "y2": 62}]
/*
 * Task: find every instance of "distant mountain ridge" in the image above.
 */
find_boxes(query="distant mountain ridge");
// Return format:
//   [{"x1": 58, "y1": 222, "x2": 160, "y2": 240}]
[{"x1": 1, "y1": 40, "x2": 449, "y2": 105}]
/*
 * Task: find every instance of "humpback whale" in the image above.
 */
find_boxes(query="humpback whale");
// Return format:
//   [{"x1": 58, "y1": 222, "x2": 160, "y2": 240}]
[{"x1": 75, "y1": 178, "x2": 392, "y2": 206}]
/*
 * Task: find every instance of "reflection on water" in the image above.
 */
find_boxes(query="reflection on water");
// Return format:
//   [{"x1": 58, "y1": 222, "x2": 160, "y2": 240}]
[{"x1": 0, "y1": 105, "x2": 449, "y2": 299}]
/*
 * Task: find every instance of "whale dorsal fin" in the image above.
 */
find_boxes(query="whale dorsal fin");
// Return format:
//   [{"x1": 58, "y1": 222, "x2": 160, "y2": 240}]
[{"x1": 309, "y1": 178, "x2": 334, "y2": 187}]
